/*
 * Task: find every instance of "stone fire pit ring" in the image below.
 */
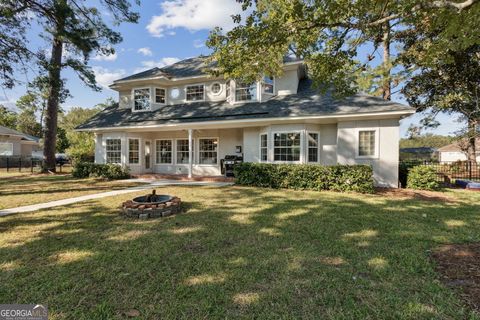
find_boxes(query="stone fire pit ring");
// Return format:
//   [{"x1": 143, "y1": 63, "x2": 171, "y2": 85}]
[{"x1": 121, "y1": 190, "x2": 182, "y2": 219}]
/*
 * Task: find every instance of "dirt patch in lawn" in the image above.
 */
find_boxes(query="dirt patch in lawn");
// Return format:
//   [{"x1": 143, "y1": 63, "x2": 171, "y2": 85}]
[
  {"x1": 432, "y1": 243, "x2": 480, "y2": 314},
  {"x1": 375, "y1": 188, "x2": 456, "y2": 202}
]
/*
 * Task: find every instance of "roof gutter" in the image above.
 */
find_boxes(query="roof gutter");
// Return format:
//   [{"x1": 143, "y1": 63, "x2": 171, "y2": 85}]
[{"x1": 76, "y1": 109, "x2": 415, "y2": 132}]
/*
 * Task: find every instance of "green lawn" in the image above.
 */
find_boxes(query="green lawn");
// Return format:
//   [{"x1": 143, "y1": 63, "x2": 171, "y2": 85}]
[
  {"x1": 0, "y1": 174, "x2": 145, "y2": 209},
  {"x1": 0, "y1": 186, "x2": 479, "y2": 319}
]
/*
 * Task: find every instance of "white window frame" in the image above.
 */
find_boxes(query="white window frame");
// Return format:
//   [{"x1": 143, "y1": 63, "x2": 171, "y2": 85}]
[
  {"x1": 154, "y1": 87, "x2": 167, "y2": 105},
  {"x1": 355, "y1": 127, "x2": 379, "y2": 159},
  {"x1": 306, "y1": 131, "x2": 320, "y2": 163},
  {"x1": 272, "y1": 131, "x2": 303, "y2": 163},
  {"x1": 175, "y1": 138, "x2": 194, "y2": 165},
  {"x1": 127, "y1": 138, "x2": 140, "y2": 165},
  {"x1": 105, "y1": 138, "x2": 122, "y2": 164},
  {"x1": 197, "y1": 137, "x2": 219, "y2": 166},
  {"x1": 210, "y1": 82, "x2": 222, "y2": 96},
  {"x1": 259, "y1": 133, "x2": 268, "y2": 162},
  {"x1": 262, "y1": 76, "x2": 275, "y2": 95},
  {"x1": 0, "y1": 142, "x2": 13, "y2": 156},
  {"x1": 234, "y1": 81, "x2": 258, "y2": 103},
  {"x1": 185, "y1": 84, "x2": 205, "y2": 102},
  {"x1": 155, "y1": 139, "x2": 173, "y2": 165},
  {"x1": 131, "y1": 87, "x2": 152, "y2": 112}
]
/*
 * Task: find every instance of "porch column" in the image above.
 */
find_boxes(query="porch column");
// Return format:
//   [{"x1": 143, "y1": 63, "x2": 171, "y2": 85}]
[{"x1": 188, "y1": 129, "x2": 193, "y2": 178}]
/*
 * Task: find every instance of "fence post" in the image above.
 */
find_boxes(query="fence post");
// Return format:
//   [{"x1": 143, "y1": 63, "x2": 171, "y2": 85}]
[
  {"x1": 6, "y1": 157, "x2": 9, "y2": 172},
  {"x1": 19, "y1": 157, "x2": 21, "y2": 172},
  {"x1": 469, "y1": 161, "x2": 472, "y2": 180},
  {"x1": 31, "y1": 159, "x2": 34, "y2": 173}
]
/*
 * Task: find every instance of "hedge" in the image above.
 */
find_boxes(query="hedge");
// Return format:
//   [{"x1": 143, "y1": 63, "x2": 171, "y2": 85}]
[
  {"x1": 233, "y1": 163, "x2": 375, "y2": 193},
  {"x1": 407, "y1": 165, "x2": 440, "y2": 191},
  {"x1": 72, "y1": 162, "x2": 130, "y2": 180}
]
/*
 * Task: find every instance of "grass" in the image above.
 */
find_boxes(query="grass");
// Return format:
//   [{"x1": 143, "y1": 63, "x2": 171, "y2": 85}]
[
  {"x1": 0, "y1": 186, "x2": 479, "y2": 319},
  {"x1": 0, "y1": 174, "x2": 145, "y2": 209}
]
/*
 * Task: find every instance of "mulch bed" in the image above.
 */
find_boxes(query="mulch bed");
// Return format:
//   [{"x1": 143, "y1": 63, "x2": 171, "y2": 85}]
[
  {"x1": 431, "y1": 243, "x2": 480, "y2": 314},
  {"x1": 375, "y1": 187, "x2": 456, "y2": 203}
]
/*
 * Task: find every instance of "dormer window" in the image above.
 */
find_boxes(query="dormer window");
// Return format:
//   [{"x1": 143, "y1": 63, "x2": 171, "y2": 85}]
[
  {"x1": 155, "y1": 88, "x2": 166, "y2": 104},
  {"x1": 186, "y1": 84, "x2": 205, "y2": 102},
  {"x1": 263, "y1": 76, "x2": 274, "y2": 94},
  {"x1": 235, "y1": 82, "x2": 257, "y2": 102},
  {"x1": 133, "y1": 88, "x2": 151, "y2": 111}
]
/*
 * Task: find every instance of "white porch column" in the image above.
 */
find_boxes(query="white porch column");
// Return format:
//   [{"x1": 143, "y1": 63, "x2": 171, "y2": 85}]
[{"x1": 188, "y1": 129, "x2": 193, "y2": 178}]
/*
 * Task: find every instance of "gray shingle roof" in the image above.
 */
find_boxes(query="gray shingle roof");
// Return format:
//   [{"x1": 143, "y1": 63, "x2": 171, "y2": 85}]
[
  {"x1": 0, "y1": 125, "x2": 39, "y2": 141},
  {"x1": 77, "y1": 79, "x2": 414, "y2": 130},
  {"x1": 115, "y1": 55, "x2": 303, "y2": 82}
]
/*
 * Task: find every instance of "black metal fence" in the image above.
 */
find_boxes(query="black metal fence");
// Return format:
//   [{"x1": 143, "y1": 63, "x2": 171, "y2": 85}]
[
  {"x1": 399, "y1": 160, "x2": 480, "y2": 187},
  {"x1": 0, "y1": 156, "x2": 71, "y2": 173}
]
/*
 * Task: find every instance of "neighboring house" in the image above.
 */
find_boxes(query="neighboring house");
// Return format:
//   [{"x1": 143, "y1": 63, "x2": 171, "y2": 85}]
[
  {"x1": 437, "y1": 138, "x2": 480, "y2": 163},
  {"x1": 77, "y1": 56, "x2": 414, "y2": 187},
  {"x1": 0, "y1": 125, "x2": 41, "y2": 157}
]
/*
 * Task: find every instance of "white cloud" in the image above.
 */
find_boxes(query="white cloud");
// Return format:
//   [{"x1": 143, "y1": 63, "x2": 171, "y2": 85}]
[
  {"x1": 137, "y1": 47, "x2": 153, "y2": 56},
  {"x1": 146, "y1": 0, "x2": 246, "y2": 37},
  {"x1": 133, "y1": 57, "x2": 181, "y2": 73},
  {"x1": 93, "y1": 52, "x2": 118, "y2": 62},
  {"x1": 92, "y1": 66, "x2": 126, "y2": 88},
  {"x1": 193, "y1": 39, "x2": 205, "y2": 48}
]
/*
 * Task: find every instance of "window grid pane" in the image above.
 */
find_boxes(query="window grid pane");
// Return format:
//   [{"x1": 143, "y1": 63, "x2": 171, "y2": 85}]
[
  {"x1": 186, "y1": 85, "x2": 204, "y2": 101},
  {"x1": 199, "y1": 138, "x2": 218, "y2": 164},
  {"x1": 133, "y1": 88, "x2": 151, "y2": 111},
  {"x1": 273, "y1": 133, "x2": 301, "y2": 162},
  {"x1": 359, "y1": 131, "x2": 376, "y2": 156},
  {"x1": 128, "y1": 139, "x2": 139, "y2": 164},
  {"x1": 263, "y1": 76, "x2": 274, "y2": 94},
  {"x1": 235, "y1": 82, "x2": 257, "y2": 101},
  {"x1": 155, "y1": 88, "x2": 165, "y2": 104},
  {"x1": 156, "y1": 140, "x2": 172, "y2": 164},
  {"x1": 260, "y1": 134, "x2": 267, "y2": 161},
  {"x1": 176, "y1": 139, "x2": 192, "y2": 164},
  {"x1": 106, "y1": 139, "x2": 121, "y2": 164},
  {"x1": 308, "y1": 133, "x2": 319, "y2": 162}
]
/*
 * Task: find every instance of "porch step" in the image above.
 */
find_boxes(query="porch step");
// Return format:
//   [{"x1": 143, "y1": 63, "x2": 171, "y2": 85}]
[{"x1": 132, "y1": 173, "x2": 234, "y2": 183}]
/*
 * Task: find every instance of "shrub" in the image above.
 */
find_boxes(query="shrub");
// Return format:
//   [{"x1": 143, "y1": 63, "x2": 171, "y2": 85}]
[
  {"x1": 72, "y1": 162, "x2": 130, "y2": 180},
  {"x1": 407, "y1": 165, "x2": 440, "y2": 190},
  {"x1": 233, "y1": 163, "x2": 375, "y2": 193}
]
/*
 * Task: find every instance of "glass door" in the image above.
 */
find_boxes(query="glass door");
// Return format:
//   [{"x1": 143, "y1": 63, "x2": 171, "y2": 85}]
[{"x1": 145, "y1": 140, "x2": 152, "y2": 172}]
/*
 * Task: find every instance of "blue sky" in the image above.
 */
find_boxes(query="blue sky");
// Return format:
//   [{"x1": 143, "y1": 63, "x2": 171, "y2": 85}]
[{"x1": 0, "y1": 0, "x2": 463, "y2": 137}]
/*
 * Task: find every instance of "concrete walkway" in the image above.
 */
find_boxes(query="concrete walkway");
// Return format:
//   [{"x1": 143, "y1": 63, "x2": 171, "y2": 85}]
[{"x1": 0, "y1": 179, "x2": 233, "y2": 217}]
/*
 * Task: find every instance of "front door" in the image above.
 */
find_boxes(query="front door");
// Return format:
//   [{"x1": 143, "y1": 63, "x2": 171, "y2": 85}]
[{"x1": 144, "y1": 140, "x2": 152, "y2": 172}]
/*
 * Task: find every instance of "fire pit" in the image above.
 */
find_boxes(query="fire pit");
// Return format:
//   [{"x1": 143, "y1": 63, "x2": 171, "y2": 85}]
[{"x1": 121, "y1": 190, "x2": 182, "y2": 218}]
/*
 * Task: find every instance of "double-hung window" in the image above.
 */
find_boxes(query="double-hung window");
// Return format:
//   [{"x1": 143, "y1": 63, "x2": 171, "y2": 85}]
[
  {"x1": 176, "y1": 139, "x2": 193, "y2": 164},
  {"x1": 0, "y1": 142, "x2": 13, "y2": 156},
  {"x1": 273, "y1": 132, "x2": 301, "y2": 162},
  {"x1": 260, "y1": 134, "x2": 268, "y2": 162},
  {"x1": 186, "y1": 85, "x2": 204, "y2": 101},
  {"x1": 106, "y1": 139, "x2": 121, "y2": 164},
  {"x1": 358, "y1": 130, "x2": 377, "y2": 157},
  {"x1": 156, "y1": 140, "x2": 172, "y2": 164},
  {"x1": 199, "y1": 138, "x2": 218, "y2": 164},
  {"x1": 307, "y1": 132, "x2": 319, "y2": 163},
  {"x1": 263, "y1": 76, "x2": 274, "y2": 94},
  {"x1": 235, "y1": 82, "x2": 257, "y2": 102},
  {"x1": 133, "y1": 88, "x2": 151, "y2": 111},
  {"x1": 155, "y1": 88, "x2": 166, "y2": 104},
  {"x1": 128, "y1": 139, "x2": 140, "y2": 164}
]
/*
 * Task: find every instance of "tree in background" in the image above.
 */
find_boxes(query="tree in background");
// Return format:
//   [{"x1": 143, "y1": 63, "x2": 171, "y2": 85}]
[
  {"x1": 15, "y1": 93, "x2": 43, "y2": 137},
  {"x1": 400, "y1": 134, "x2": 456, "y2": 149},
  {"x1": 0, "y1": 1, "x2": 139, "y2": 172},
  {"x1": 0, "y1": 106, "x2": 18, "y2": 129}
]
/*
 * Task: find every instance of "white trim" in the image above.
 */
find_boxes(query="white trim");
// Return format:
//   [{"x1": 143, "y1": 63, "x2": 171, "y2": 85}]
[
  {"x1": 127, "y1": 138, "x2": 141, "y2": 165},
  {"x1": 259, "y1": 133, "x2": 268, "y2": 162},
  {"x1": 306, "y1": 131, "x2": 320, "y2": 163},
  {"x1": 185, "y1": 83, "x2": 205, "y2": 103},
  {"x1": 355, "y1": 127, "x2": 380, "y2": 159},
  {"x1": 210, "y1": 82, "x2": 223, "y2": 96},
  {"x1": 154, "y1": 87, "x2": 167, "y2": 105},
  {"x1": 131, "y1": 87, "x2": 152, "y2": 112},
  {"x1": 197, "y1": 137, "x2": 219, "y2": 166},
  {"x1": 76, "y1": 110, "x2": 415, "y2": 132},
  {"x1": 154, "y1": 139, "x2": 173, "y2": 165},
  {"x1": 271, "y1": 130, "x2": 303, "y2": 164}
]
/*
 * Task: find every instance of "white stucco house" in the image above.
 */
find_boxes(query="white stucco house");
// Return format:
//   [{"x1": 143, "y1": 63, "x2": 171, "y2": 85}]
[
  {"x1": 77, "y1": 56, "x2": 414, "y2": 187},
  {"x1": 437, "y1": 138, "x2": 480, "y2": 163},
  {"x1": 0, "y1": 125, "x2": 41, "y2": 157}
]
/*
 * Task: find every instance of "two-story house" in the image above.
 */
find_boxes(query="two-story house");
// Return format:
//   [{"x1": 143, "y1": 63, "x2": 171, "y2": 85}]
[{"x1": 77, "y1": 56, "x2": 414, "y2": 187}]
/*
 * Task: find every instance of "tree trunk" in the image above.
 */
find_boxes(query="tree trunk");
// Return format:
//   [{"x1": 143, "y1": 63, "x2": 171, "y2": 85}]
[
  {"x1": 42, "y1": 35, "x2": 63, "y2": 172},
  {"x1": 466, "y1": 118, "x2": 478, "y2": 163},
  {"x1": 381, "y1": 21, "x2": 391, "y2": 101}
]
